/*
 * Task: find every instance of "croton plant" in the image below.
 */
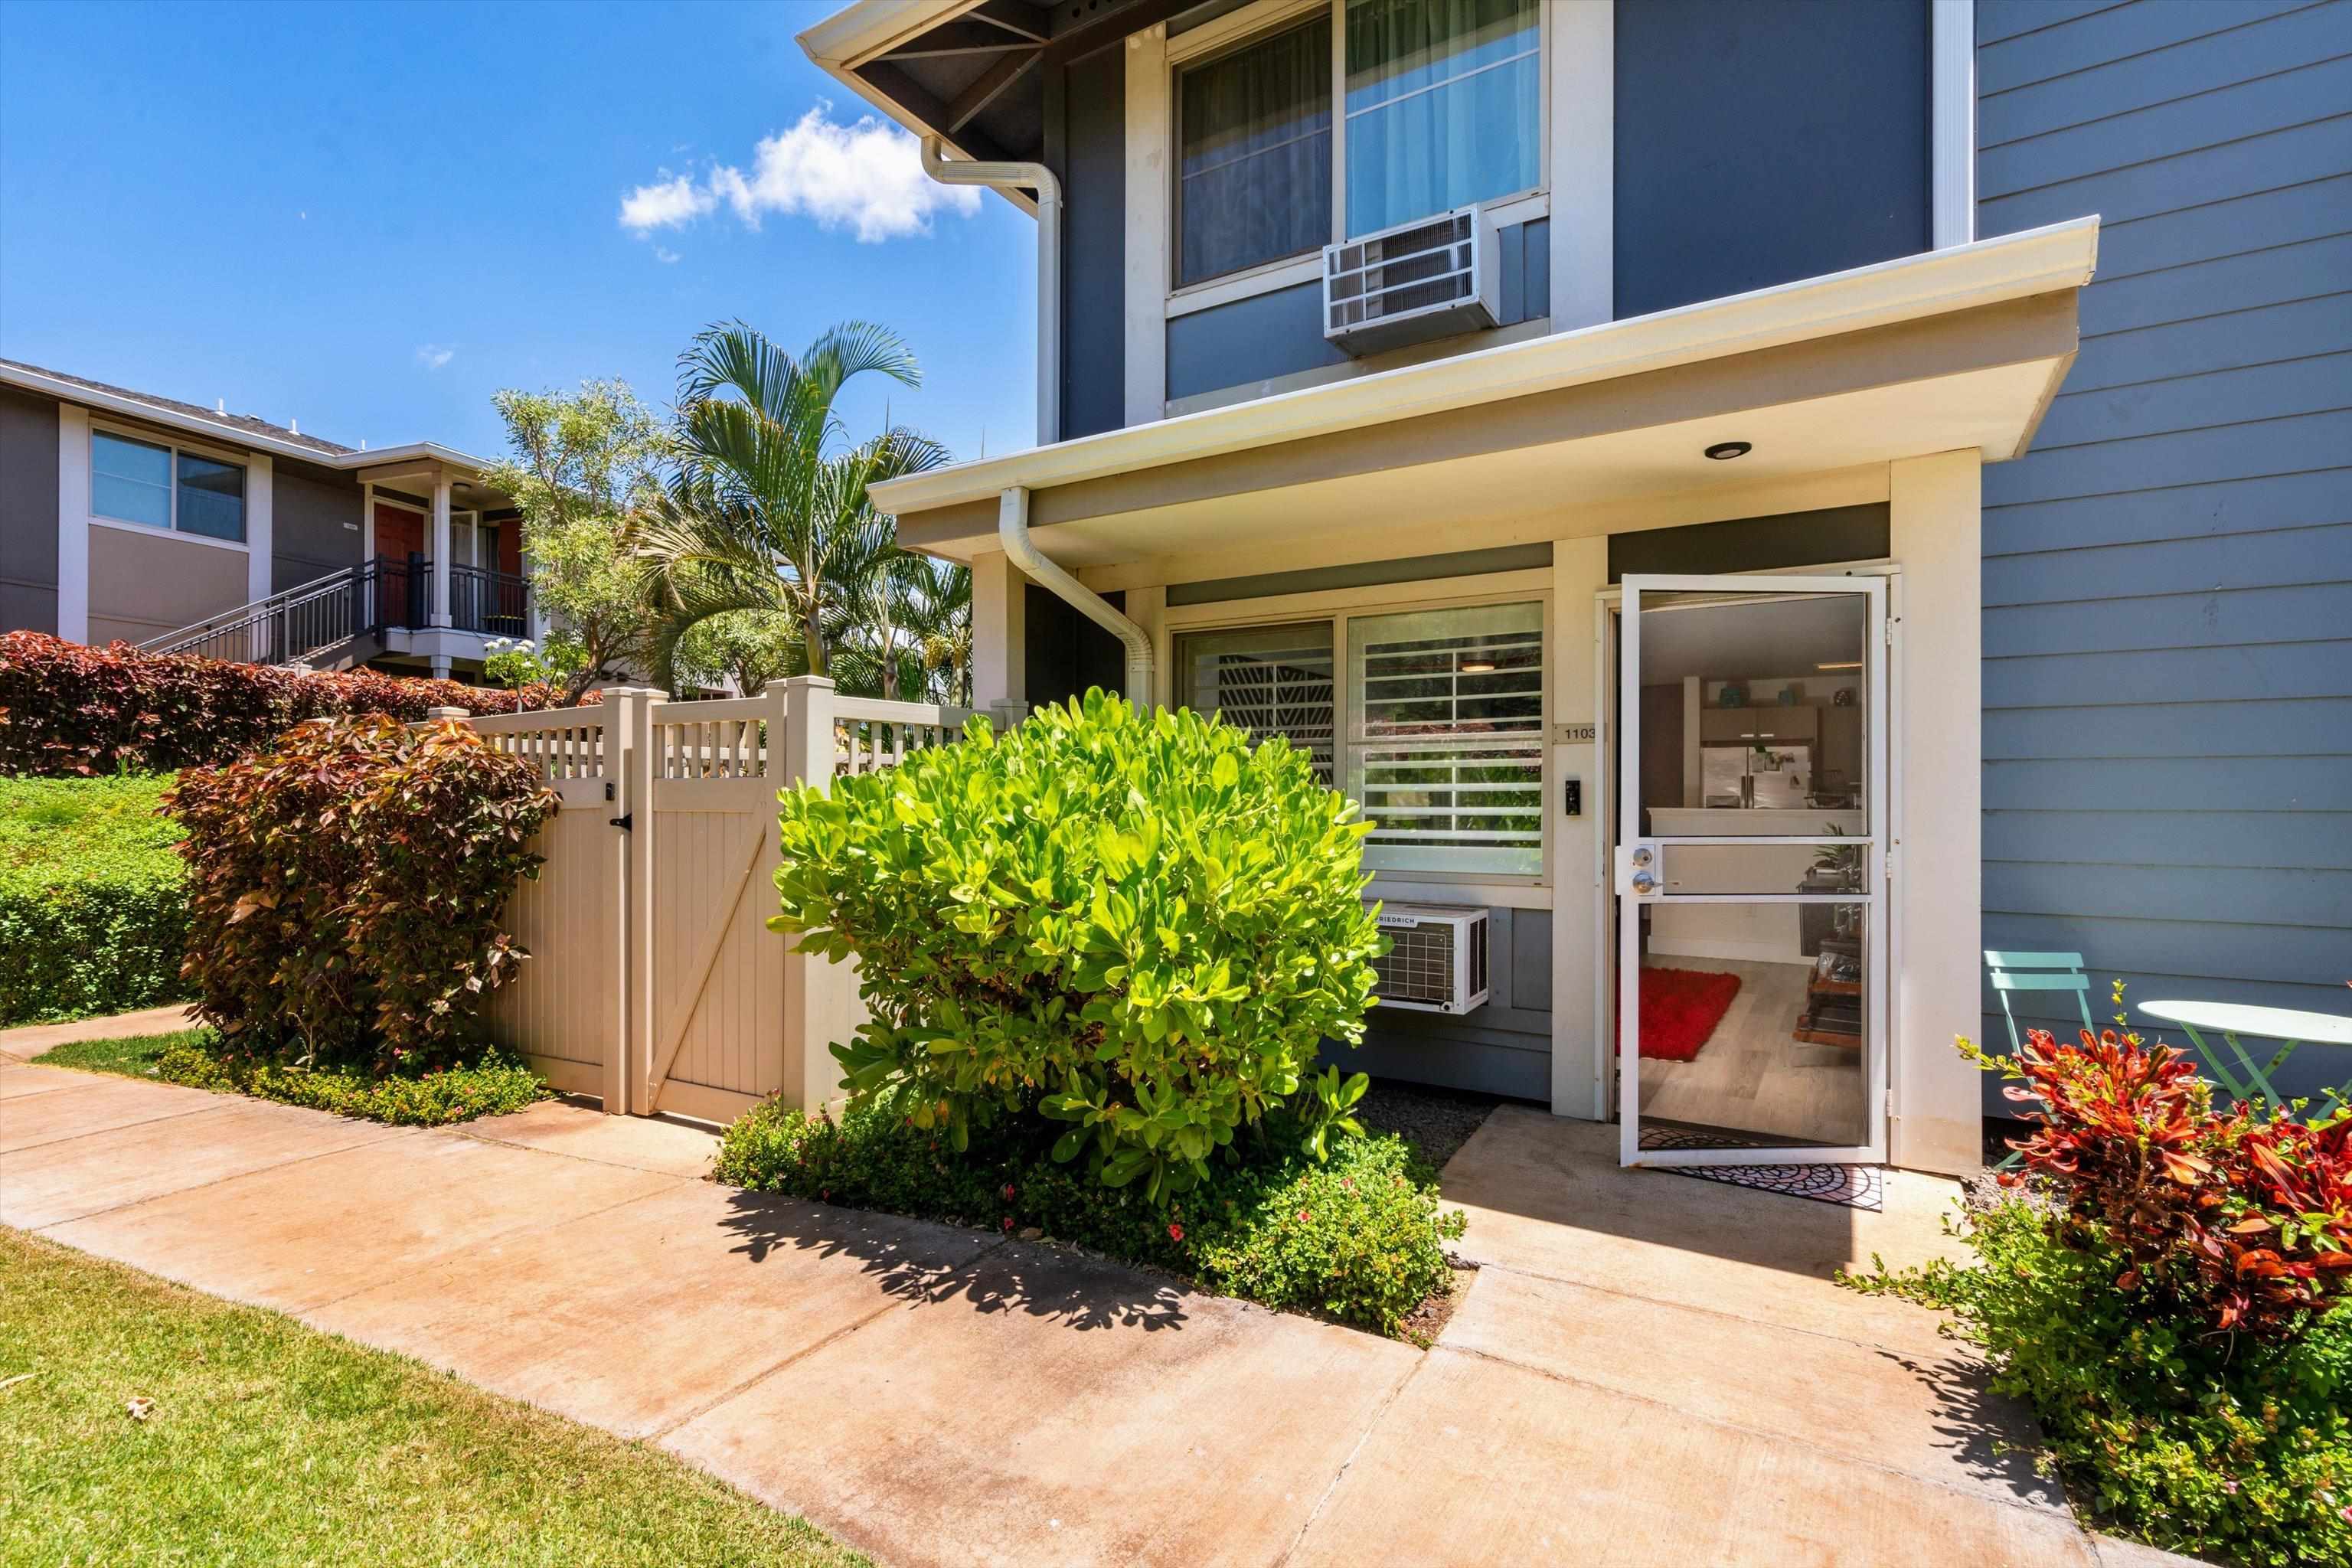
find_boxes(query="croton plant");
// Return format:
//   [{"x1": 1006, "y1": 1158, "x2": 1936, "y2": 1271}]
[{"x1": 1973, "y1": 1020, "x2": 2351, "y2": 1341}]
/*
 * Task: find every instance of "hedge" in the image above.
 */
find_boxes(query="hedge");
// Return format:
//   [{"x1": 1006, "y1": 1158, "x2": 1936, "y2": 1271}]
[
  {"x1": 0, "y1": 773, "x2": 188, "y2": 1025},
  {"x1": 0, "y1": 632, "x2": 590, "y2": 776}
]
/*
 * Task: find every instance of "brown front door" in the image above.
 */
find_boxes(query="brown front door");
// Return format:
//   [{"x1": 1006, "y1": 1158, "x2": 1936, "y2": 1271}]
[{"x1": 374, "y1": 503, "x2": 424, "y2": 562}]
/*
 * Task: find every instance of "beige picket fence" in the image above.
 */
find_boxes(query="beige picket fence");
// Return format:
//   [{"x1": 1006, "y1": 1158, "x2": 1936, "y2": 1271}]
[{"x1": 464, "y1": 678, "x2": 969, "y2": 1122}]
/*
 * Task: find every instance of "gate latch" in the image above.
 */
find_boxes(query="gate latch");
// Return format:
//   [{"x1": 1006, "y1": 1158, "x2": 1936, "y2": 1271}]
[{"x1": 609, "y1": 812, "x2": 634, "y2": 831}]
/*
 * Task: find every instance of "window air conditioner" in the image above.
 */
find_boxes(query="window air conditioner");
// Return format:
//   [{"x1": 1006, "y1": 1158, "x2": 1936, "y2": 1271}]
[
  {"x1": 1370, "y1": 903, "x2": 1491, "y2": 1015},
  {"x1": 1322, "y1": 205, "x2": 1500, "y2": 358}
]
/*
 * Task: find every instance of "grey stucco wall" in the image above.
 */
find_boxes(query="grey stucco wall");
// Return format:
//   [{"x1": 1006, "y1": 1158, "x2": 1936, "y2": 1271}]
[
  {"x1": 1977, "y1": 0, "x2": 2352, "y2": 1104},
  {"x1": 1613, "y1": 0, "x2": 1931, "y2": 318},
  {"x1": 0, "y1": 387, "x2": 59, "y2": 635},
  {"x1": 271, "y1": 459, "x2": 364, "y2": 593}
]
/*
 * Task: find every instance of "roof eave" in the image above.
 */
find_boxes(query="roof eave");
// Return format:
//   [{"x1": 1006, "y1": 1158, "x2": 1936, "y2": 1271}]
[
  {"x1": 0, "y1": 362, "x2": 492, "y2": 473},
  {"x1": 871, "y1": 216, "x2": 2103, "y2": 515}
]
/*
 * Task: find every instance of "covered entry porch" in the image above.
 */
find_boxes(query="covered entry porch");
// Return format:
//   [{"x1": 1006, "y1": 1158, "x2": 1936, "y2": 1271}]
[
  {"x1": 355, "y1": 454, "x2": 535, "y2": 676},
  {"x1": 870, "y1": 220, "x2": 2098, "y2": 1175}
]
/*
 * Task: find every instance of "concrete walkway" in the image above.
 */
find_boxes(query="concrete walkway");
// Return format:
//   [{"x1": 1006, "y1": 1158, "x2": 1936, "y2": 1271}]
[{"x1": 2, "y1": 1044, "x2": 2180, "y2": 1566}]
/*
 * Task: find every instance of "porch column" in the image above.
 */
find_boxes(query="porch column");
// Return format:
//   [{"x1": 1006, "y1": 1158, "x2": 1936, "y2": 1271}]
[
  {"x1": 1888, "y1": 449, "x2": 1984, "y2": 1176},
  {"x1": 361, "y1": 482, "x2": 375, "y2": 559},
  {"x1": 970, "y1": 548, "x2": 1027, "y2": 715},
  {"x1": 430, "y1": 469, "x2": 453, "y2": 627}
]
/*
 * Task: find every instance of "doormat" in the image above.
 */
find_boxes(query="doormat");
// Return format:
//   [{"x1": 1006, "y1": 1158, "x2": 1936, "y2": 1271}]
[
  {"x1": 1636, "y1": 1127, "x2": 1883, "y2": 1210},
  {"x1": 1616, "y1": 967, "x2": 1743, "y2": 1061}
]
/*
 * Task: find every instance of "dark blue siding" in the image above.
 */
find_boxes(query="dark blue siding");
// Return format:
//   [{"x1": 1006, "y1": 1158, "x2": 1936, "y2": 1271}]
[
  {"x1": 1057, "y1": 47, "x2": 1126, "y2": 440},
  {"x1": 1165, "y1": 219, "x2": 1551, "y2": 404},
  {"x1": 1612, "y1": 0, "x2": 1931, "y2": 318},
  {"x1": 1978, "y1": 0, "x2": 2352, "y2": 1102}
]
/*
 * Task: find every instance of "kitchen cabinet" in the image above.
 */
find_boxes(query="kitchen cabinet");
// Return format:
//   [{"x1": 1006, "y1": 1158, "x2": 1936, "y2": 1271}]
[
  {"x1": 1700, "y1": 707, "x2": 1818, "y2": 745},
  {"x1": 1818, "y1": 704, "x2": 1863, "y2": 790}
]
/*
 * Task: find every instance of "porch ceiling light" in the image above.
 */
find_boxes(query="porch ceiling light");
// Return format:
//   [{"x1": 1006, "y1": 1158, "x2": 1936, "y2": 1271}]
[
  {"x1": 1816, "y1": 661, "x2": 1862, "y2": 671},
  {"x1": 1704, "y1": 440, "x2": 1753, "y2": 460},
  {"x1": 1460, "y1": 658, "x2": 1498, "y2": 673}
]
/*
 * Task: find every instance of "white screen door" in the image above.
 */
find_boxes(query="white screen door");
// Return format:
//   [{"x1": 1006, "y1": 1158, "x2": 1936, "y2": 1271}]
[{"x1": 1614, "y1": 574, "x2": 1889, "y2": 1168}]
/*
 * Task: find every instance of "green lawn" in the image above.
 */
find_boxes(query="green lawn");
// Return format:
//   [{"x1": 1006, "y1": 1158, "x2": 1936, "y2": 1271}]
[
  {"x1": 38, "y1": 1027, "x2": 549, "y2": 1127},
  {"x1": 0, "y1": 773, "x2": 189, "y2": 1025},
  {"x1": 0, "y1": 1230, "x2": 866, "y2": 1567}
]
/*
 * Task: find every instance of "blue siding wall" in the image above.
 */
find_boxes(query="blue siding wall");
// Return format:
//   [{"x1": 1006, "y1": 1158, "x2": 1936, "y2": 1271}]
[
  {"x1": 1614, "y1": 0, "x2": 1932, "y2": 318},
  {"x1": 1056, "y1": 47, "x2": 1127, "y2": 441},
  {"x1": 1978, "y1": 0, "x2": 2352, "y2": 1101},
  {"x1": 1165, "y1": 219, "x2": 1551, "y2": 404}
]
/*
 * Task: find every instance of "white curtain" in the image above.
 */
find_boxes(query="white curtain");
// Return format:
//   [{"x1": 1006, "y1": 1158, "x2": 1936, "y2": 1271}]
[{"x1": 1345, "y1": 0, "x2": 1540, "y2": 237}]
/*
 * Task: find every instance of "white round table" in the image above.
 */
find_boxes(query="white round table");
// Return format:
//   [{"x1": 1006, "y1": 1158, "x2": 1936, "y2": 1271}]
[{"x1": 2138, "y1": 998, "x2": 2352, "y2": 1114}]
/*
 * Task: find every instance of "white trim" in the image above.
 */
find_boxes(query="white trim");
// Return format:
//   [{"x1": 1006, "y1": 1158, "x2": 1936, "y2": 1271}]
[
  {"x1": 55, "y1": 403, "x2": 90, "y2": 643},
  {"x1": 1547, "y1": 0, "x2": 1611, "y2": 330},
  {"x1": 246, "y1": 452, "x2": 273, "y2": 605},
  {"x1": 1932, "y1": 0, "x2": 1978, "y2": 251},
  {"x1": 1161, "y1": 572, "x2": 1554, "y2": 893},
  {"x1": 430, "y1": 472, "x2": 453, "y2": 629},
  {"x1": 1124, "y1": 22, "x2": 1171, "y2": 426},
  {"x1": 86, "y1": 516, "x2": 250, "y2": 554},
  {"x1": 85, "y1": 416, "x2": 254, "y2": 551},
  {"x1": 361, "y1": 480, "x2": 376, "y2": 558},
  {"x1": 0, "y1": 362, "x2": 493, "y2": 475},
  {"x1": 871, "y1": 216, "x2": 2099, "y2": 514},
  {"x1": 1613, "y1": 572, "x2": 1891, "y2": 1170}
]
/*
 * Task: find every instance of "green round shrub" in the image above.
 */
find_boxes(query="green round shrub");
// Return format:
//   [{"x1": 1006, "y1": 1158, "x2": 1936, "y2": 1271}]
[{"x1": 770, "y1": 690, "x2": 1383, "y2": 1200}]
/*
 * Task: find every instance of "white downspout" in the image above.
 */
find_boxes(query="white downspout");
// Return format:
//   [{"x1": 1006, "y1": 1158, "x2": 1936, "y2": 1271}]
[
  {"x1": 998, "y1": 486, "x2": 1153, "y2": 709},
  {"x1": 919, "y1": 137, "x2": 1060, "y2": 448}
]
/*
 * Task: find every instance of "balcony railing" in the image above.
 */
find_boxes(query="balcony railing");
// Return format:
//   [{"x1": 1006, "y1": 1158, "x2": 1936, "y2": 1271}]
[
  {"x1": 365, "y1": 556, "x2": 531, "y2": 635},
  {"x1": 137, "y1": 555, "x2": 532, "y2": 667}
]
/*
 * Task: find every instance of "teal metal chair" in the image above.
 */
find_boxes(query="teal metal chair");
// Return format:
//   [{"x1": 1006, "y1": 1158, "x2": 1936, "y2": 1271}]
[{"x1": 1984, "y1": 950, "x2": 2097, "y2": 1051}]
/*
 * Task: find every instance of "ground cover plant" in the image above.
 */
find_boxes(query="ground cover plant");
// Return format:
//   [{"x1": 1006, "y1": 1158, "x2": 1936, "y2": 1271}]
[
  {"x1": 0, "y1": 630, "x2": 581, "y2": 776},
  {"x1": 771, "y1": 691, "x2": 1387, "y2": 1203},
  {"x1": 1848, "y1": 1021, "x2": 2351, "y2": 1567},
  {"x1": 169, "y1": 714, "x2": 556, "y2": 1074},
  {"x1": 716, "y1": 1096, "x2": 1464, "y2": 1338},
  {"x1": 0, "y1": 773, "x2": 188, "y2": 1024},
  {"x1": 42, "y1": 1027, "x2": 547, "y2": 1126},
  {"x1": 0, "y1": 1229, "x2": 864, "y2": 1568}
]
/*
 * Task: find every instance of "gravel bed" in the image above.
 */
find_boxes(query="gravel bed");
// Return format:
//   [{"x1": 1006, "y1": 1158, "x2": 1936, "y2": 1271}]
[{"x1": 1356, "y1": 1082, "x2": 1506, "y2": 1172}]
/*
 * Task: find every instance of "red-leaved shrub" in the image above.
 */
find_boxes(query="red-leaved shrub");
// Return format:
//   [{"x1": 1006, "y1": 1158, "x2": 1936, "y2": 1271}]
[
  {"x1": 0, "y1": 632, "x2": 596, "y2": 776},
  {"x1": 1987, "y1": 1025, "x2": 2352, "y2": 1341},
  {"x1": 165, "y1": 714, "x2": 557, "y2": 1073}
]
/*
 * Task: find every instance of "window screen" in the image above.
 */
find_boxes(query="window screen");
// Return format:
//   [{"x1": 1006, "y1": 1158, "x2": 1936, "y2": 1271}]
[
  {"x1": 1347, "y1": 600, "x2": 1543, "y2": 874},
  {"x1": 1178, "y1": 15, "x2": 1334, "y2": 286},
  {"x1": 1344, "y1": 0, "x2": 1540, "y2": 237},
  {"x1": 92, "y1": 432, "x2": 172, "y2": 528},
  {"x1": 1174, "y1": 622, "x2": 1337, "y2": 782}
]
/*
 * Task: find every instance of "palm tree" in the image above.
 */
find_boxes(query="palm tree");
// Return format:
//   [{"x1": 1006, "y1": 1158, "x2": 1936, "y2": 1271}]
[
  {"x1": 832, "y1": 547, "x2": 973, "y2": 703},
  {"x1": 633, "y1": 321, "x2": 950, "y2": 692}
]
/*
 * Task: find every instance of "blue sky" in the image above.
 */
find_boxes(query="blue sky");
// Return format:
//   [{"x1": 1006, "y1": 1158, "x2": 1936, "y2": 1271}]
[{"x1": 0, "y1": 0, "x2": 1038, "y2": 464}]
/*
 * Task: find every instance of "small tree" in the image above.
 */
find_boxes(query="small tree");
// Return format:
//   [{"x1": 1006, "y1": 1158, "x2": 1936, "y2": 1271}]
[
  {"x1": 485, "y1": 382, "x2": 669, "y2": 705},
  {"x1": 671, "y1": 608, "x2": 804, "y2": 697}
]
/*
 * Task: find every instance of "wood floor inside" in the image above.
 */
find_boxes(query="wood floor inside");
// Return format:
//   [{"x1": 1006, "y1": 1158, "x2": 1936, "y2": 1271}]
[{"x1": 1635, "y1": 955, "x2": 1868, "y2": 1148}]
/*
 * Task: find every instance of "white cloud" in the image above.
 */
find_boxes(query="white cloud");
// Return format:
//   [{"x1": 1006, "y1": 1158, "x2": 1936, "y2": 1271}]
[
  {"x1": 415, "y1": 344, "x2": 455, "y2": 371},
  {"x1": 653, "y1": 246, "x2": 682, "y2": 265},
  {"x1": 619, "y1": 172, "x2": 714, "y2": 231},
  {"x1": 617, "y1": 105, "x2": 980, "y2": 245}
]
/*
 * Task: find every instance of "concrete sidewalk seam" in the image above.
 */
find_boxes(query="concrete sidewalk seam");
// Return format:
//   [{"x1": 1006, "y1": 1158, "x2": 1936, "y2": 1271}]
[
  {"x1": 454, "y1": 1124, "x2": 716, "y2": 1177},
  {"x1": 1269, "y1": 1345, "x2": 1430, "y2": 1567},
  {"x1": 5, "y1": 1094, "x2": 220, "y2": 1156},
  {"x1": 642, "y1": 1238, "x2": 1017, "y2": 1444},
  {"x1": 22, "y1": 1119, "x2": 405, "y2": 1233},
  {"x1": 292, "y1": 1168, "x2": 704, "y2": 1319},
  {"x1": 1429, "y1": 1339, "x2": 2074, "y2": 1523},
  {"x1": 1462, "y1": 1250, "x2": 1965, "y2": 1361}
]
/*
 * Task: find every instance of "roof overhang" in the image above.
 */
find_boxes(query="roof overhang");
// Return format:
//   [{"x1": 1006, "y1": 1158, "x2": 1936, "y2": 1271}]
[
  {"x1": 874, "y1": 217, "x2": 2101, "y2": 568},
  {"x1": 0, "y1": 361, "x2": 494, "y2": 475}
]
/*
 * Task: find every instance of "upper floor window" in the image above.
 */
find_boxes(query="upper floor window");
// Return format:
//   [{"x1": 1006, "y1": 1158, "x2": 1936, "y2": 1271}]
[
  {"x1": 91, "y1": 428, "x2": 247, "y2": 542},
  {"x1": 1172, "y1": 0, "x2": 1544, "y2": 287},
  {"x1": 1178, "y1": 14, "x2": 1333, "y2": 286},
  {"x1": 1344, "y1": 0, "x2": 1540, "y2": 237}
]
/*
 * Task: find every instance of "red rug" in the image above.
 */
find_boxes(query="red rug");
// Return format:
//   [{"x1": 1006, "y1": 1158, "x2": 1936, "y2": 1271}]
[{"x1": 1619, "y1": 967, "x2": 1743, "y2": 1062}]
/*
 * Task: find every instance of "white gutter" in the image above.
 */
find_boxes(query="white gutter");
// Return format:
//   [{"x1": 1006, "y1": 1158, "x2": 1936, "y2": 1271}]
[
  {"x1": 920, "y1": 136, "x2": 1060, "y2": 448},
  {"x1": 1000, "y1": 486, "x2": 1152, "y2": 707},
  {"x1": 872, "y1": 214, "x2": 2101, "y2": 514},
  {"x1": 0, "y1": 363, "x2": 493, "y2": 473}
]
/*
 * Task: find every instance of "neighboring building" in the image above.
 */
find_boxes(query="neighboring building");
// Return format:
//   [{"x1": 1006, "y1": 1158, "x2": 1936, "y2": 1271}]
[
  {"x1": 797, "y1": 0, "x2": 2350, "y2": 1175},
  {"x1": 0, "y1": 358, "x2": 534, "y2": 677}
]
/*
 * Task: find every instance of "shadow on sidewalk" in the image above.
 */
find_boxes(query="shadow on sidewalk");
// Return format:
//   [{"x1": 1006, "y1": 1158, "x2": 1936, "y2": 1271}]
[{"x1": 714, "y1": 1190, "x2": 1193, "y2": 1334}]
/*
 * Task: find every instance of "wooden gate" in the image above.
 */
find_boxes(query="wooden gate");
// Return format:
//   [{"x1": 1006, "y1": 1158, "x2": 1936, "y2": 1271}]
[{"x1": 466, "y1": 681, "x2": 968, "y2": 1122}]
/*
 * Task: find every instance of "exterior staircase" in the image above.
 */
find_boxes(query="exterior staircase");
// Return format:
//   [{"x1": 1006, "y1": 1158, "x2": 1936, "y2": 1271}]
[{"x1": 137, "y1": 560, "x2": 402, "y2": 670}]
